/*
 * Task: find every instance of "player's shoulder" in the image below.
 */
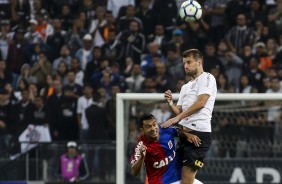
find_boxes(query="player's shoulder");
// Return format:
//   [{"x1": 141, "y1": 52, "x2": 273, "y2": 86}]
[{"x1": 200, "y1": 72, "x2": 216, "y2": 81}]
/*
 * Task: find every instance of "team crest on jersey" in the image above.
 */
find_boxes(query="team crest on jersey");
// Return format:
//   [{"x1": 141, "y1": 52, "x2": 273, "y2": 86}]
[
  {"x1": 190, "y1": 81, "x2": 196, "y2": 89},
  {"x1": 168, "y1": 140, "x2": 173, "y2": 149}
]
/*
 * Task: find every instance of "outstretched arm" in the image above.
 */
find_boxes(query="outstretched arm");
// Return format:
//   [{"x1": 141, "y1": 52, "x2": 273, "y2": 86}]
[{"x1": 162, "y1": 94, "x2": 210, "y2": 128}]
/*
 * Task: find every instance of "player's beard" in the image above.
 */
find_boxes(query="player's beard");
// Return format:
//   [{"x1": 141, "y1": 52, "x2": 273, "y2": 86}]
[{"x1": 186, "y1": 68, "x2": 198, "y2": 78}]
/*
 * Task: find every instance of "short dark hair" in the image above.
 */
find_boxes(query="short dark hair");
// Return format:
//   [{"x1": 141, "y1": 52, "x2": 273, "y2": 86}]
[
  {"x1": 182, "y1": 49, "x2": 203, "y2": 61},
  {"x1": 138, "y1": 114, "x2": 155, "y2": 129}
]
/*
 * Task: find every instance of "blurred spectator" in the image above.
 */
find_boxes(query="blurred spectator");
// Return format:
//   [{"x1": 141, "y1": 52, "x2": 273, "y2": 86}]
[
  {"x1": 204, "y1": 0, "x2": 229, "y2": 44},
  {"x1": 46, "y1": 79, "x2": 63, "y2": 140},
  {"x1": 89, "y1": 6, "x2": 107, "y2": 47},
  {"x1": 105, "y1": 85, "x2": 121, "y2": 140},
  {"x1": 68, "y1": 14, "x2": 88, "y2": 53},
  {"x1": 0, "y1": 60, "x2": 13, "y2": 89},
  {"x1": 58, "y1": 141, "x2": 89, "y2": 182},
  {"x1": 24, "y1": 95, "x2": 50, "y2": 126},
  {"x1": 39, "y1": 75, "x2": 54, "y2": 98},
  {"x1": 147, "y1": 24, "x2": 170, "y2": 54},
  {"x1": 107, "y1": 0, "x2": 135, "y2": 18},
  {"x1": 203, "y1": 42, "x2": 224, "y2": 74},
  {"x1": 236, "y1": 75, "x2": 258, "y2": 93},
  {"x1": 57, "y1": 87, "x2": 79, "y2": 141},
  {"x1": 152, "y1": 0, "x2": 178, "y2": 37},
  {"x1": 46, "y1": 18, "x2": 68, "y2": 60},
  {"x1": 6, "y1": 28, "x2": 27, "y2": 77},
  {"x1": 75, "y1": 34, "x2": 93, "y2": 71},
  {"x1": 4, "y1": 82, "x2": 18, "y2": 105},
  {"x1": 175, "y1": 78, "x2": 185, "y2": 93},
  {"x1": 118, "y1": 5, "x2": 143, "y2": 32},
  {"x1": 0, "y1": 20, "x2": 14, "y2": 61},
  {"x1": 241, "y1": 44, "x2": 255, "y2": 72},
  {"x1": 24, "y1": 19, "x2": 43, "y2": 44},
  {"x1": 254, "y1": 42, "x2": 273, "y2": 71},
  {"x1": 266, "y1": 37, "x2": 279, "y2": 60},
  {"x1": 30, "y1": 52, "x2": 51, "y2": 89},
  {"x1": 54, "y1": 61, "x2": 68, "y2": 85},
  {"x1": 16, "y1": 78, "x2": 29, "y2": 92},
  {"x1": 0, "y1": 0, "x2": 11, "y2": 20},
  {"x1": 96, "y1": 87, "x2": 110, "y2": 108},
  {"x1": 217, "y1": 73, "x2": 235, "y2": 93},
  {"x1": 220, "y1": 51, "x2": 243, "y2": 89},
  {"x1": 136, "y1": 0, "x2": 156, "y2": 38},
  {"x1": 119, "y1": 20, "x2": 146, "y2": 63},
  {"x1": 0, "y1": 89, "x2": 14, "y2": 151},
  {"x1": 225, "y1": 13, "x2": 256, "y2": 54},
  {"x1": 139, "y1": 76, "x2": 159, "y2": 93},
  {"x1": 154, "y1": 63, "x2": 170, "y2": 92},
  {"x1": 247, "y1": 0, "x2": 266, "y2": 27},
  {"x1": 70, "y1": 57, "x2": 84, "y2": 86},
  {"x1": 164, "y1": 46, "x2": 184, "y2": 92},
  {"x1": 101, "y1": 29, "x2": 124, "y2": 64},
  {"x1": 140, "y1": 42, "x2": 164, "y2": 76},
  {"x1": 151, "y1": 103, "x2": 171, "y2": 125},
  {"x1": 84, "y1": 46, "x2": 102, "y2": 84},
  {"x1": 63, "y1": 70, "x2": 83, "y2": 98},
  {"x1": 52, "y1": 45, "x2": 72, "y2": 72},
  {"x1": 77, "y1": 84, "x2": 93, "y2": 141},
  {"x1": 58, "y1": 4, "x2": 74, "y2": 32},
  {"x1": 246, "y1": 57, "x2": 266, "y2": 92},
  {"x1": 31, "y1": 0, "x2": 49, "y2": 20},
  {"x1": 79, "y1": 0, "x2": 96, "y2": 27},
  {"x1": 168, "y1": 28, "x2": 192, "y2": 55},
  {"x1": 125, "y1": 64, "x2": 145, "y2": 93},
  {"x1": 35, "y1": 13, "x2": 54, "y2": 42},
  {"x1": 28, "y1": 83, "x2": 38, "y2": 101},
  {"x1": 123, "y1": 57, "x2": 134, "y2": 77},
  {"x1": 85, "y1": 92, "x2": 109, "y2": 140},
  {"x1": 14, "y1": 88, "x2": 32, "y2": 137},
  {"x1": 268, "y1": 0, "x2": 282, "y2": 36}
]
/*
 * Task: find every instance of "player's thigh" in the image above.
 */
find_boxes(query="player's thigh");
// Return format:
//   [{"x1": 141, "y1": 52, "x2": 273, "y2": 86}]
[{"x1": 181, "y1": 131, "x2": 212, "y2": 168}]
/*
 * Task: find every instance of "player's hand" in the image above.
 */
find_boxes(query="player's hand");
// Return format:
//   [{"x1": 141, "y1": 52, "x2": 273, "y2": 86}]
[
  {"x1": 139, "y1": 143, "x2": 147, "y2": 158},
  {"x1": 186, "y1": 133, "x2": 201, "y2": 147},
  {"x1": 161, "y1": 117, "x2": 179, "y2": 128},
  {"x1": 164, "y1": 90, "x2": 173, "y2": 104}
]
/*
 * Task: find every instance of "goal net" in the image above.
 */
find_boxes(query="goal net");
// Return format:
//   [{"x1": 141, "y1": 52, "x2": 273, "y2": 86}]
[{"x1": 116, "y1": 93, "x2": 282, "y2": 184}]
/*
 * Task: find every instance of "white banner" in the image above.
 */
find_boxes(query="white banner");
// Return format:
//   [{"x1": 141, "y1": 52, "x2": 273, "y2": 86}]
[{"x1": 18, "y1": 124, "x2": 52, "y2": 153}]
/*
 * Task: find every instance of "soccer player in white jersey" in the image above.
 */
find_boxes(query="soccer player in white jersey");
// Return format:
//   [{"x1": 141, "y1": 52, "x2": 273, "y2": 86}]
[{"x1": 162, "y1": 49, "x2": 217, "y2": 184}]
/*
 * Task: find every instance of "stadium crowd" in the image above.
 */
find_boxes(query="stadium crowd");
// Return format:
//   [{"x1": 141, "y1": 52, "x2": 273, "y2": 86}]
[{"x1": 0, "y1": 0, "x2": 282, "y2": 159}]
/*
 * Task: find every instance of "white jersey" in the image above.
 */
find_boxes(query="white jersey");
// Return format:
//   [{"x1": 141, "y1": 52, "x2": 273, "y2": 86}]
[{"x1": 177, "y1": 72, "x2": 217, "y2": 132}]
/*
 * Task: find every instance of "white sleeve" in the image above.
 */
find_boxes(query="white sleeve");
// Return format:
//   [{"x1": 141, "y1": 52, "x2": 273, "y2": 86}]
[
  {"x1": 77, "y1": 98, "x2": 83, "y2": 113},
  {"x1": 198, "y1": 73, "x2": 216, "y2": 96}
]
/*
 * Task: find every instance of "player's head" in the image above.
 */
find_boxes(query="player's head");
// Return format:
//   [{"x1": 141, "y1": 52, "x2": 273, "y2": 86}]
[
  {"x1": 138, "y1": 114, "x2": 159, "y2": 141},
  {"x1": 182, "y1": 49, "x2": 203, "y2": 76},
  {"x1": 67, "y1": 141, "x2": 78, "y2": 157}
]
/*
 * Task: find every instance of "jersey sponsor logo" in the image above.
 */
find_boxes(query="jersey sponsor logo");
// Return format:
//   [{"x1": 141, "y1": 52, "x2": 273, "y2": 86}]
[
  {"x1": 153, "y1": 151, "x2": 176, "y2": 169},
  {"x1": 168, "y1": 140, "x2": 173, "y2": 149},
  {"x1": 194, "y1": 160, "x2": 204, "y2": 168},
  {"x1": 131, "y1": 141, "x2": 143, "y2": 165}
]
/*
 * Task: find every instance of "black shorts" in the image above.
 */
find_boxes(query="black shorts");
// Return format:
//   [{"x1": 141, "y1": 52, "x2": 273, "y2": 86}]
[{"x1": 177, "y1": 130, "x2": 212, "y2": 170}]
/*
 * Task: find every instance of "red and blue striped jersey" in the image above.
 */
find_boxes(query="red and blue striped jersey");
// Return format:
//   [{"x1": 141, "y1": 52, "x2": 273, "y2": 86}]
[{"x1": 131, "y1": 127, "x2": 181, "y2": 184}]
